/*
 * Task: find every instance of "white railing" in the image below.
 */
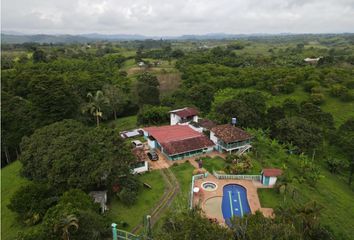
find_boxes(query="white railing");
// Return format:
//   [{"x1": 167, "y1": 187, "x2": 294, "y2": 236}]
[
  {"x1": 213, "y1": 170, "x2": 261, "y2": 181},
  {"x1": 189, "y1": 174, "x2": 205, "y2": 209}
]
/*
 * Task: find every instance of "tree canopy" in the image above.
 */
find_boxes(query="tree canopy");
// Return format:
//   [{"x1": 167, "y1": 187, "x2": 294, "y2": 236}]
[{"x1": 19, "y1": 120, "x2": 134, "y2": 191}]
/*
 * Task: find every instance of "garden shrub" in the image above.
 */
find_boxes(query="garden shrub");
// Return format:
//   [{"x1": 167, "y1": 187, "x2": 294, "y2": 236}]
[{"x1": 118, "y1": 188, "x2": 138, "y2": 206}]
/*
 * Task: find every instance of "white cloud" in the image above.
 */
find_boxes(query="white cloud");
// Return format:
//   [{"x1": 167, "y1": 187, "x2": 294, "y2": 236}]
[{"x1": 1, "y1": 0, "x2": 354, "y2": 35}]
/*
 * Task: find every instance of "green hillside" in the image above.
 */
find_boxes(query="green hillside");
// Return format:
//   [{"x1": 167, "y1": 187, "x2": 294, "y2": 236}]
[{"x1": 1, "y1": 161, "x2": 30, "y2": 240}]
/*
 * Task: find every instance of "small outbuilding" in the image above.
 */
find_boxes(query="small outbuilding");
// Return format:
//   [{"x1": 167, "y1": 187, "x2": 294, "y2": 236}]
[
  {"x1": 261, "y1": 168, "x2": 283, "y2": 186},
  {"x1": 89, "y1": 191, "x2": 108, "y2": 213},
  {"x1": 169, "y1": 107, "x2": 199, "y2": 125}
]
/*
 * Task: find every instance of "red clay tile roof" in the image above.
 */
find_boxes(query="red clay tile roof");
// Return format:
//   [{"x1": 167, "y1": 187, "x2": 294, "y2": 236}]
[
  {"x1": 198, "y1": 119, "x2": 217, "y2": 130},
  {"x1": 143, "y1": 125, "x2": 214, "y2": 155},
  {"x1": 211, "y1": 124, "x2": 252, "y2": 143},
  {"x1": 170, "y1": 107, "x2": 199, "y2": 118},
  {"x1": 161, "y1": 136, "x2": 214, "y2": 156},
  {"x1": 262, "y1": 168, "x2": 283, "y2": 177},
  {"x1": 144, "y1": 125, "x2": 202, "y2": 143}
]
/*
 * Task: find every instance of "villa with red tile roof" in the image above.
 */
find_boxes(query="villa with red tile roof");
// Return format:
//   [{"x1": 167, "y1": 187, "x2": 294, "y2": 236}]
[
  {"x1": 169, "y1": 107, "x2": 199, "y2": 125},
  {"x1": 143, "y1": 125, "x2": 214, "y2": 160}
]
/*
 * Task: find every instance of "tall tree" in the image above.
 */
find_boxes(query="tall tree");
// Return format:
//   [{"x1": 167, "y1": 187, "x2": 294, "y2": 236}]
[
  {"x1": 19, "y1": 120, "x2": 134, "y2": 191},
  {"x1": 136, "y1": 72, "x2": 160, "y2": 106},
  {"x1": 188, "y1": 83, "x2": 215, "y2": 112},
  {"x1": 103, "y1": 84, "x2": 126, "y2": 120},
  {"x1": 28, "y1": 75, "x2": 78, "y2": 125},
  {"x1": 1, "y1": 91, "x2": 36, "y2": 164},
  {"x1": 274, "y1": 117, "x2": 322, "y2": 153},
  {"x1": 214, "y1": 91, "x2": 266, "y2": 128}
]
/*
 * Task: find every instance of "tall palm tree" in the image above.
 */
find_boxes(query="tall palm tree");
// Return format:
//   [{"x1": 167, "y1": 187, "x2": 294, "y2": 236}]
[
  {"x1": 82, "y1": 90, "x2": 109, "y2": 127},
  {"x1": 54, "y1": 214, "x2": 79, "y2": 240}
]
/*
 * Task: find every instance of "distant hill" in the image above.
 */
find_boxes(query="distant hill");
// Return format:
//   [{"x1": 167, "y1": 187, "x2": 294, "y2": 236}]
[
  {"x1": 1, "y1": 34, "x2": 92, "y2": 44},
  {"x1": 2, "y1": 32, "x2": 353, "y2": 44}
]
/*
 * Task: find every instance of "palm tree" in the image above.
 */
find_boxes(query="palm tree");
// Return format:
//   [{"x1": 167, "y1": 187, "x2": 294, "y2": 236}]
[
  {"x1": 54, "y1": 214, "x2": 79, "y2": 240},
  {"x1": 82, "y1": 90, "x2": 109, "y2": 127}
]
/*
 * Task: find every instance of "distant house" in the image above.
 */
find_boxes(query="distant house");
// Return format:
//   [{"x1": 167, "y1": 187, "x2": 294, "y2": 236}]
[
  {"x1": 210, "y1": 124, "x2": 252, "y2": 154},
  {"x1": 169, "y1": 107, "x2": 199, "y2": 125},
  {"x1": 261, "y1": 169, "x2": 282, "y2": 186},
  {"x1": 138, "y1": 61, "x2": 145, "y2": 67},
  {"x1": 143, "y1": 125, "x2": 214, "y2": 160},
  {"x1": 131, "y1": 148, "x2": 149, "y2": 174},
  {"x1": 89, "y1": 191, "x2": 108, "y2": 213},
  {"x1": 304, "y1": 57, "x2": 321, "y2": 64}
]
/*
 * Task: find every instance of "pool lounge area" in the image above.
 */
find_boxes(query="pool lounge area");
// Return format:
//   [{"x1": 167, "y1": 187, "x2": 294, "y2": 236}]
[{"x1": 192, "y1": 175, "x2": 273, "y2": 226}]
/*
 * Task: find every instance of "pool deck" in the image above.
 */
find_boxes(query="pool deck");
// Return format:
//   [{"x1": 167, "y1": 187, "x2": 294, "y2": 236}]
[{"x1": 193, "y1": 174, "x2": 273, "y2": 225}]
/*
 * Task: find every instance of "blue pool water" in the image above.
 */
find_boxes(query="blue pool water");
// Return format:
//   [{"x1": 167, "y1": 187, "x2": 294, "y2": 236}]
[{"x1": 221, "y1": 184, "x2": 251, "y2": 226}]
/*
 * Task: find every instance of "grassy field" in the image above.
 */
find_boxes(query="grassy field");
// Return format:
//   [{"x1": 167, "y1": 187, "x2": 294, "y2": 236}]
[
  {"x1": 1, "y1": 161, "x2": 30, "y2": 240},
  {"x1": 258, "y1": 166, "x2": 354, "y2": 239},
  {"x1": 170, "y1": 161, "x2": 195, "y2": 196},
  {"x1": 152, "y1": 161, "x2": 195, "y2": 231},
  {"x1": 201, "y1": 156, "x2": 226, "y2": 173},
  {"x1": 292, "y1": 167, "x2": 354, "y2": 239},
  {"x1": 257, "y1": 188, "x2": 283, "y2": 208},
  {"x1": 108, "y1": 170, "x2": 166, "y2": 231},
  {"x1": 105, "y1": 115, "x2": 138, "y2": 132},
  {"x1": 321, "y1": 94, "x2": 354, "y2": 127},
  {"x1": 157, "y1": 72, "x2": 181, "y2": 95}
]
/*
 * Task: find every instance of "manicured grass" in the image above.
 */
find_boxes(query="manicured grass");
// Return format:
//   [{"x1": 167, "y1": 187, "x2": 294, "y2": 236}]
[
  {"x1": 1, "y1": 161, "x2": 30, "y2": 240},
  {"x1": 201, "y1": 156, "x2": 226, "y2": 173},
  {"x1": 153, "y1": 161, "x2": 195, "y2": 231},
  {"x1": 108, "y1": 170, "x2": 166, "y2": 231},
  {"x1": 106, "y1": 115, "x2": 138, "y2": 132},
  {"x1": 257, "y1": 188, "x2": 282, "y2": 208},
  {"x1": 170, "y1": 161, "x2": 195, "y2": 196}
]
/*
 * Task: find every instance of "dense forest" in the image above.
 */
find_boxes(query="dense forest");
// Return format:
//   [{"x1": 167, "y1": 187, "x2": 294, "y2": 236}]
[{"x1": 2, "y1": 34, "x2": 354, "y2": 240}]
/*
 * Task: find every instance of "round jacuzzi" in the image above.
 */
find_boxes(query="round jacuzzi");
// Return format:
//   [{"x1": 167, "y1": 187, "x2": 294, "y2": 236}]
[{"x1": 201, "y1": 182, "x2": 218, "y2": 191}]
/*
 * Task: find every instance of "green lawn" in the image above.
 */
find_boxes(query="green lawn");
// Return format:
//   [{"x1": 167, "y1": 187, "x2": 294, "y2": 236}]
[
  {"x1": 153, "y1": 161, "x2": 195, "y2": 231},
  {"x1": 105, "y1": 115, "x2": 138, "y2": 132},
  {"x1": 108, "y1": 170, "x2": 166, "y2": 231},
  {"x1": 170, "y1": 161, "x2": 195, "y2": 196},
  {"x1": 257, "y1": 188, "x2": 283, "y2": 208},
  {"x1": 1, "y1": 161, "x2": 30, "y2": 240},
  {"x1": 201, "y1": 156, "x2": 226, "y2": 173}
]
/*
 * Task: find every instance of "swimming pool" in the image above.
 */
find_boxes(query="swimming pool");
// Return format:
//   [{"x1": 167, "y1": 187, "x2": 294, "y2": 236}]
[{"x1": 221, "y1": 184, "x2": 251, "y2": 225}]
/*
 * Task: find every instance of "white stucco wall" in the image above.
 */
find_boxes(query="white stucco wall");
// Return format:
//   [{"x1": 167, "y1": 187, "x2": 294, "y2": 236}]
[
  {"x1": 193, "y1": 115, "x2": 198, "y2": 122},
  {"x1": 188, "y1": 124, "x2": 203, "y2": 133},
  {"x1": 147, "y1": 138, "x2": 156, "y2": 149},
  {"x1": 269, "y1": 176, "x2": 277, "y2": 186},
  {"x1": 132, "y1": 161, "x2": 149, "y2": 174},
  {"x1": 210, "y1": 131, "x2": 218, "y2": 144},
  {"x1": 170, "y1": 113, "x2": 181, "y2": 125}
]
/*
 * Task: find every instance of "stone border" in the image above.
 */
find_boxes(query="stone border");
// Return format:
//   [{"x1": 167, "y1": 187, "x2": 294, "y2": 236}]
[{"x1": 201, "y1": 181, "x2": 218, "y2": 191}]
